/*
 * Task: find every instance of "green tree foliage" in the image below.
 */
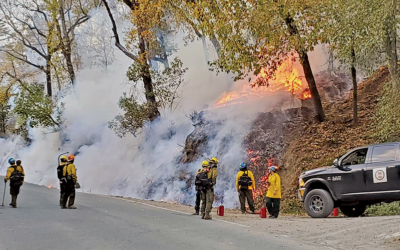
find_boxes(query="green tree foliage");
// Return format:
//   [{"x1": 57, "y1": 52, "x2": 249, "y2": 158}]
[
  {"x1": 108, "y1": 93, "x2": 150, "y2": 137},
  {"x1": 323, "y1": 0, "x2": 385, "y2": 124},
  {"x1": 102, "y1": 0, "x2": 221, "y2": 123},
  {"x1": 152, "y1": 58, "x2": 187, "y2": 114},
  {"x1": 14, "y1": 83, "x2": 62, "y2": 129},
  {"x1": 109, "y1": 58, "x2": 187, "y2": 137},
  {"x1": 177, "y1": 0, "x2": 327, "y2": 121}
]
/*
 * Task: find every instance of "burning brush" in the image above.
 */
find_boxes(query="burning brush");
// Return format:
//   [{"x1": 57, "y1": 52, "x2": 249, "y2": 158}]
[{"x1": 215, "y1": 57, "x2": 312, "y2": 108}]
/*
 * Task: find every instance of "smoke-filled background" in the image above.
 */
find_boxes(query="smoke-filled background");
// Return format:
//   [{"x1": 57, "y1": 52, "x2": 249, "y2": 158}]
[{"x1": 0, "y1": 9, "x2": 327, "y2": 209}]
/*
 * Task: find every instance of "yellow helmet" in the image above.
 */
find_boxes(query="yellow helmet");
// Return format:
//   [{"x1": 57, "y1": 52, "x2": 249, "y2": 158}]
[
  {"x1": 201, "y1": 161, "x2": 209, "y2": 167},
  {"x1": 60, "y1": 156, "x2": 68, "y2": 162},
  {"x1": 210, "y1": 157, "x2": 219, "y2": 164}
]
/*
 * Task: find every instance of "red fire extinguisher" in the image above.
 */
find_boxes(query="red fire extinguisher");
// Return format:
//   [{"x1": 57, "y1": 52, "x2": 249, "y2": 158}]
[
  {"x1": 217, "y1": 205, "x2": 224, "y2": 216},
  {"x1": 259, "y1": 207, "x2": 267, "y2": 218},
  {"x1": 332, "y1": 208, "x2": 338, "y2": 217}
]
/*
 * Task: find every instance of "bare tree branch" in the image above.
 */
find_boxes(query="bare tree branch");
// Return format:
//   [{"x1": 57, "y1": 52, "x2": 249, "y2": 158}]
[
  {"x1": 102, "y1": 0, "x2": 139, "y2": 61},
  {"x1": 0, "y1": 49, "x2": 45, "y2": 71},
  {"x1": 12, "y1": 14, "x2": 47, "y2": 38},
  {"x1": 0, "y1": 9, "x2": 48, "y2": 59},
  {"x1": 67, "y1": 16, "x2": 90, "y2": 35}
]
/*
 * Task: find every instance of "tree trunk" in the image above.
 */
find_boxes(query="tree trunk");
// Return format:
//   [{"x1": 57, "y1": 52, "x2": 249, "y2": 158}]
[
  {"x1": 210, "y1": 35, "x2": 221, "y2": 57},
  {"x1": 64, "y1": 51, "x2": 76, "y2": 84},
  {"x1": 138, "y1": 27, "x2": 160, "y2": 121},
  {"x1": 103, "y1": 0, "x2": 160, "y2": 120},
  {"x1": 385, "y1": 30, "x2": 398, "y2": 88},
  {"x1": 59, "y1": 0, "x2": 76, "y2": 85},
  {"x1": 157, "y1": 31, "x2": 169, "y2": 68},
  {"x1": 0, "y1": 106, "x2": 6, "y2": 136},
  {"x1": 200, "y1": 37, "x2": 210, "y2": 66},
  {"x1": 114, "y1": 0, "x2": 160, "y2": 121},
  {"x1": 46, "y1": 58, "x2": 52, "y2": 97},
  {"x1": 299, "y1": 51, "x2": 325, "y2": 122},
  {"x1": 280, "y1": 11, "x2": 325, "y2": 121},
  {"x1": 351, "y1": 48, "x2": 358, "y2": 124}
]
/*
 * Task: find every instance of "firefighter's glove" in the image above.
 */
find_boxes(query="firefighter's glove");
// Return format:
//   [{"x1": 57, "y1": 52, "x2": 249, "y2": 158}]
[{"x1": 4, "y1": 179, "x2": 7, "y2": 183}]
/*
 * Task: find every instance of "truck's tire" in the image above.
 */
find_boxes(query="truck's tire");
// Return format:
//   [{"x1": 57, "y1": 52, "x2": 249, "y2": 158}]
[
  {"x1": 304, "y1": 189, "x2": 334, "y2": 218},
  {"x1": 340, "y1": 204, "x2": 366, "y2": 217}
]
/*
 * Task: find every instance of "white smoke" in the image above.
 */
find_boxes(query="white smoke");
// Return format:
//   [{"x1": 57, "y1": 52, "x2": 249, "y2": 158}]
[{"x1": 0, "y1": 9, "x2": 319, "y2": 209}]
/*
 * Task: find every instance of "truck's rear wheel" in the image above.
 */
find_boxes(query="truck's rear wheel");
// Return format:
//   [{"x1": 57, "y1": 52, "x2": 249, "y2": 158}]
[
  {"x1": 340, "y1": 204, "x2": 366, "y2": 217},
  {"x1": 304, "y1": 189, "x2": 334, "y2": 218}
]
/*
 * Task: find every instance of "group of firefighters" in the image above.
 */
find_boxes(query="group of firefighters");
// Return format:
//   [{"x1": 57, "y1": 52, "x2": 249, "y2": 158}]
[
  {"x1": 2, "y1": 154, "x2": 78, "y2": 209},
  {"x1": 4, "y1": 154, "x2": 281, "y2": 217},
  {"x1": 57, "y1": 154, "x2": 79, "y2": 209},
  {"x1": 193, "y1": 158, "x2": 281, "y2": 220}
]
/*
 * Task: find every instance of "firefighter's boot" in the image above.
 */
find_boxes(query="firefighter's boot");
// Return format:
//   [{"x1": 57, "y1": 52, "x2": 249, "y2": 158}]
[
  {"x1": 11, "y1": 195, "x2": 17, "y2": 208},
  {"x1": 201, "y1": 213, "x2": 205, "y2": 219},
  {"x1": 204, "y1": 212, "x2": 212, "y2": 220},
  {"x1": 192, "y1": 211, "x2": 199, "y2": 215}
]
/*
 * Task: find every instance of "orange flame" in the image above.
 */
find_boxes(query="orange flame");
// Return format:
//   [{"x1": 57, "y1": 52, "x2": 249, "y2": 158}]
[
  {"x1": 302, "y1": 88, "x2": 312, "y2": 100},
  {"x1": 215, "y1": 57, "x2": 311, "y2": 108}
]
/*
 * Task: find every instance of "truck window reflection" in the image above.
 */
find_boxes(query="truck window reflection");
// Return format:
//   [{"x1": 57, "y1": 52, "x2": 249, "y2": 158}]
[{"x1": 342, "y1": 148, "x2": 368, "y2": 166}]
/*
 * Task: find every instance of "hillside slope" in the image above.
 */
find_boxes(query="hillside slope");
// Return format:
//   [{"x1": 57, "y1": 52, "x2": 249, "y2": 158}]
[{"x1": 280, "y1": 66, "x2": 390, "y2": 213}]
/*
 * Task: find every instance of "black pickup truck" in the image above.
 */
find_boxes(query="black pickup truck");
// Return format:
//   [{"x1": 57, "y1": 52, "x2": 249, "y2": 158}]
[{"x1": 298, "y1": 142, "x2": 400, "y2": 218}]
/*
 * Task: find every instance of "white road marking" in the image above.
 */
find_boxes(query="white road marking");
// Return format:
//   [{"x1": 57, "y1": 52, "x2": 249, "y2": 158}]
[
  {"x1": 112, "y1": 196, "x2": 192, "y2": 215},
  {"x1": 101, "y1": 195, "x2": 250, "y2": 228},
  {"x1": 212, "y1": 218, "x2": 251, "y2": 228}
]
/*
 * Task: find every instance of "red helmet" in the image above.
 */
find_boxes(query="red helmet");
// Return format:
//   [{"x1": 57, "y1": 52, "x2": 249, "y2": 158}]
[{"x1": 67, "y1": 154, "x2": 75, "y2": 161}]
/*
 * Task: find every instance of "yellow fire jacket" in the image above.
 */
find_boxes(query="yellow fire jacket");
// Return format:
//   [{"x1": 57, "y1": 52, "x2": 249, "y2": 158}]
[
  {"x1": 63, "y1": 163, "x2": 78, "y2": 182},
  {"x1": 266, "y1": 173, "x2": 281, "y2": 199},
  {"x1": 5, "y1": 165, "x2": 25, "y2": 182},
  {"x1": 209, "y1": 167, "x2": 218, "y2": 187},
  {"x1": 236, "y1": 170, "x2": 256, "y2": 191}
]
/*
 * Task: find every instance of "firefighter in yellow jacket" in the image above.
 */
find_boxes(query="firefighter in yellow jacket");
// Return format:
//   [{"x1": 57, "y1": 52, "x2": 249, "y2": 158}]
[
  {"x1": 57, "y1": 156, "x2": 68, "y2": 207},
  {"x1": 236, "y1": 162, "x2": 256, "y2": 214},
  {"x1": 61, "y1": 154, "x2": 78, "y2": 209},
  {"x1": 4, "y1": 158, "x2": 25, "y2": 208},
  {"x1": 200, "y1": 160, "x2": 218, "y2": 220},
  {"x1": 266, "y1": 166, "x2": 281, "y2": 218},
  {"x1": 208, "y1": 157, "x2": 218, "y2": 216}
]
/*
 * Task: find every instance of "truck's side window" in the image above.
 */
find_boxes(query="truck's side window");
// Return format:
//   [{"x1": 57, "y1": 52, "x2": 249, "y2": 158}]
[
  {"x1": 371, "y1": 146, "x2": 397, "y2": 163},
  {"x1": 342, "y1": 148, "x2": 368, "y2": 166}
]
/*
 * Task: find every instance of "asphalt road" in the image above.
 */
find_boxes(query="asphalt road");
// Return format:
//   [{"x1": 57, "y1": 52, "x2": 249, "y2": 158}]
[{"x1": 0, "y1": 179, "x2": 316, "y2": 250}]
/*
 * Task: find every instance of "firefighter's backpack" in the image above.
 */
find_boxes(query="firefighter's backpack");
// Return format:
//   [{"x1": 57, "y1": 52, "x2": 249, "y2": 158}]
[
  {"x1": 195, "y1": 170, "x2": 211, "y2": 190},
  {"x1": 10, "y1": 167, "x2": 24, "y2": 186},
  {"x1": 238, "y1": 171, "x2": 252, "y2": 190}
]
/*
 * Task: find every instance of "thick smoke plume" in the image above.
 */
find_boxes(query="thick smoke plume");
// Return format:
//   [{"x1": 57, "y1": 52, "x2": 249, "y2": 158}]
[{"x1": 0, "y1": 10, "x2": 327, "y2": 209}]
